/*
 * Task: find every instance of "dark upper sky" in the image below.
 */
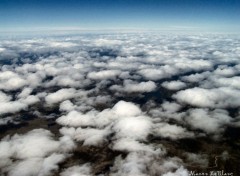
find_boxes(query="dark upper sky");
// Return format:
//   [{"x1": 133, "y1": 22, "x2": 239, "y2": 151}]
[{"x1": 0, "y1": 0, "x2": 239, "y2": 33}]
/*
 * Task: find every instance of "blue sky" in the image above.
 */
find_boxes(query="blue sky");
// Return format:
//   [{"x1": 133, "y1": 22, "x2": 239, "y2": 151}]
[{"x1": 0, "y1": 0, "x2": 240, "y2": 33}]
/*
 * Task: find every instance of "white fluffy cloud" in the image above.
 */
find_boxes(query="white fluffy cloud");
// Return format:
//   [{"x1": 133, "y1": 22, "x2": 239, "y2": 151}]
[
  {"x1": 0, "y1": 129, "x2": 75, "y2": 175},
  {"x1": 173, "y1": 87, "x2": 240, "y2": 108},
  {"x1": 112, "y1": 100, "x2": 142, "y2": 117},
  {"x1": 87, "y1": 70, "x2": 121, "y2": 80},
  {"x1": 59, "y1": 126, "x2": 110, "y2": 147},
  {"x1": 162, "y1": 80, "x2": 186, "y2": 90},
  {"x1": 0, "y1": 99, "x2": 27, "y2": 115},
  {"x1": 181, "y1": 72, "x2": 209, "y2": 83},
  {"x1": 45, "y1": 88, "x2": 79, "y2": 105},
  {"x1": 138, "y1": 66, "x2": 177, "y2": 80},
  {"x1": 213, "y1": 76, "x2": 240, "y2": 89},
  {"x1": 7, "y1": 153, "x2": 66, "y2": 176},
  {"x1": 153, "y1": 123, "x2": 194, "y2": 139},
  {"x1": 185, "y1": 108, "x2": 232, "y2": 134},
  {"x1": 111, "y1": 80, "x2": 157, "y2": 93},
  {"x1": 0, "y1": 71, "x2": 27, "y2": 90},
  {"x1": 57, "y1": 110, "x2": 95, "y2": 127},
  {"x1": 113, "y1": 116, "x2": 152, "y2": 140},
  {"x1": 60, "y1": 164, "x2": 92, "y2": 176},
  {"x1": 59, "y1": 100, "x2": 76, "y2": 112}
]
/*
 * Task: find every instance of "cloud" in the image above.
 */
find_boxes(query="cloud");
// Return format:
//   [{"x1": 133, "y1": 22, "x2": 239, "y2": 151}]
[
  {"x1": 0, "y1": 128, "x2": 76, "y2": 175},
  {"x1": 7, "y1": 153, "x2": 66, "y2": 176},
  {"x1": 113, "y1": 116, "x2": 152, "y2": 140},
  {"x1": 20, "y1": 95, "x2": 40, "y2": 105},
  {"x1": 0, "y1": 71, "x2": 27, "y2": 91},
  {"x1": 45, "y1": 88, "x2": 79, "y2": 105},
  {"x1": 0, "y1": 100, "x2": 27, "y2": 115},
  {"x1": 60, "y1": 164, "x2": 92, "y2": 176},
  {"x1": 162, "y1": 166, "x2": 188, "y2": 176},
  {"x1": 0, "y1": 91, "x2": 11, "y2": 102},
  {"x1": 112, "y1": 138, "x2": 157, "y2": 153},
  {"x1": 153, "y1": 123, "x2": 194, "y2": 139},
  {"x1": 94, "y1": 38, "x2": 123, "y2": 46},
  {"x1": 59, "y1": 100, "x2": 76, "y2": 112},
  {"x1": 60, "y1": 126, "x2": 110, "y2": 146},
  {"x1": 109, "y1": 151, "x2": 185, "y2": 176},
  {"x1": 184, "y1": 152, "x2": 209, "y2": 168},
  {"x1": 162, "y1": 80, "x2": 186, "y2": 90},
  {"x1": 57, "y1": 110, "x2": 96, "y2": 127},
  {"x1": 17, "y1": 87, "x2": 33, "y2": 98},
  {"x1": 138, "y1": 66, "x2": 178, "y2": 80},
  {"x1": 74, "y1": 127, "x2": 110, "y2": 146},
  {"x1": 181, "y1": 72, "x2": 209, "y2": 83},
  {"x1": 173, "y1": 87, "x2": 240, "y2": 108},
  {"x1": 110, "y1": 152, "x2": 156, "y2": 176},
  {"x1": 57, "y1": 101, "x2": 148, "y2": 147},
  {"x1": 0, "y1": 116, "x2": 13, "y2": 125},
  {"x1": 212, "y1": 76, "x2": 240, "y2": 89},
  {"x1": 213, "y1": 65, "x2": 238, "y2": 77},
  {"x1": 57, "y1": 100, "x2": 143, "y2": 130},
  {"x1": 3, "y1": 129, "x2": 60, "y2": 159},
  {"x1": 110, "y1": 80, "x2": 157, "y2": 93},
  {"x1": 161, "y1": 101, "x2": 181, "y2": 113},
  {"x1": 111, "y1": 100, "x2": 142, "y2": 117},
  {"x1": 87, "y1": 70, "x2": 121, "y2": 80},
  {"x1": 185, "y1": 108, "x2": 232, "y2": 134}
]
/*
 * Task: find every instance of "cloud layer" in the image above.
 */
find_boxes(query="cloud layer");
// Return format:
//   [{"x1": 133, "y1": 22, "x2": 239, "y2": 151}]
[{"x1": 0, "y1": 33, "x2": 240, "y2": 175}]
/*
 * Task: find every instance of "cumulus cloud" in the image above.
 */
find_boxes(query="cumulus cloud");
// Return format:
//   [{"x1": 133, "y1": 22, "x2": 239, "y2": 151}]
[
  {"x1": 184, "y1": 152, "x2": 209, "y2": 168},
  {"x1": 110, "y1": 152, "x2": 156, "y2": 176},
  {"x1": 59, "y1": 100, "x2": 76, "y2": 112},
  {"x1": 0, "y1": 99, "x2": 27, "y2": 115},
  {"x1": 0, "y1": 91, "x2": 11, "y2": 102},
  {"x1": 212, "y1": 76, "x2": 240, "y2": 89},
  {"x1": 1, "y1": 129, "x2": 60, "y2": 159},
  {"x1": 173, "y1": 87, "x2": 240, "y2": 108},
  {"x1": 112, "y1": 100, "x2": 142, "y2": 117},
  {"x1": 60, "y1": 164, "x2": 92, "y2": 176},
  {"x1": 57, "y1": 100, "x2": 143, "y2": 130},
  {"x1": 57, "y1": 110, "x2": 95, "y2": 127},
  {"x1": 113, "y1": 116, "x2": 152, "y2": 140},
  {"x1": 181, "y1": 72, "x2": 208, "y2": 83},
  {"x1": 7, "y1": 153, "x2": 66, "y2": 176},
  {"x1": 161, "y1": 101, "x2": 182, "y2": 113},
  {"x1": 138, "y1": 66, "x2": 178, "y2": 80},
  {"x1": 213, "y1": 65, "x2": 238, "y2": 77},
  {"x1": 110, "y1": 80, "x2": 157, "y2": 93},
  {"x1": 185, "y1": 108, "x2": 232, "y2": 134},
  {"x1": 87, "y1": 70, "x2": 121, "y2": 80},
  {"x1": 17, "y1": 87, "x2": 33, "y2": 98},
  {"x1": 45, "y1": 88, "x2": 81, "y2": 105},
  {"x1": 0, "y1": 89, "x2": 40, "y2": 115},
  {"x1": 20, "y1": 95, "x2": 40, "y2": 105},
  {"x1": 59, "y1": 126, "x2": 110, "y2": 146},
  {"x1": 162, "y1": 166, "x2": 188, "y2": 176},
  {"x1": 0, "y1": 71, "x2": 27, "y2": 91},
  {"x1": 153, "y1": 123, "x2": 194, "y2": 139},
  {"x1": 110, "y1": 152, "x2": 185, "y2": 176},
  {"x1": 0, "y1": 128, "x2": 75, "y2": 175},
  {"x1": 162, "y1": 80, "x2": 186, "y2": 90}
]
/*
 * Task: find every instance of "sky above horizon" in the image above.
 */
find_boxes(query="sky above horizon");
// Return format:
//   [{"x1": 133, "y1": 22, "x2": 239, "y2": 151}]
[{"x1": 0, "y1": 0, "x2": 240, "y2": 33}]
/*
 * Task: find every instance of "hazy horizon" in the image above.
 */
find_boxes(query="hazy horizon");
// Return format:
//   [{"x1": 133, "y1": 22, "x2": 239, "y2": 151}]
[{"x1": 1, "y1": 0, "x2": 240, "y2": 33}]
